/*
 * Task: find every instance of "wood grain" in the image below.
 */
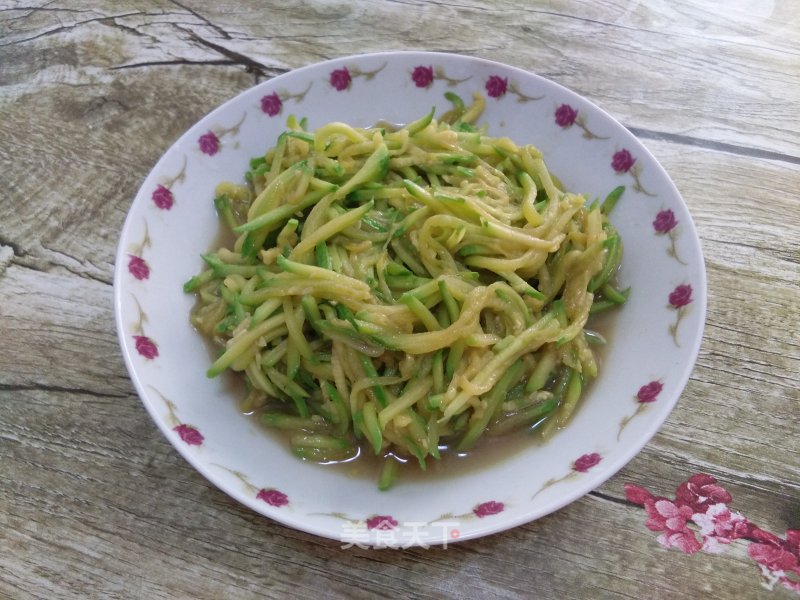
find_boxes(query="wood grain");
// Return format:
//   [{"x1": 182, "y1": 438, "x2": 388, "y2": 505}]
[{"x1": 1, "y1": 1, "x2": 798, "y2": 598}]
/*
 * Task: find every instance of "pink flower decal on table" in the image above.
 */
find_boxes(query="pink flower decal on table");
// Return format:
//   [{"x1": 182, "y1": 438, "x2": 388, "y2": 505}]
[
  {"x1": 532, "y1": 452, "x2": 603, "y2": 499},
  {"x1": 618, "y1": 380, "x2": 664, "y2": 439},
  {"x1": 647, "y1": 498, "x2": 703, "y2": 554},
  {"x1": 675, "y1": 473, "x2": 732, "y2": 512},
  {"x1": 612, "y1": 149, "x2": 655, "y2": 196},
  {"x1": 554, "y1": 104, "x2": 608, "y2": 140},
  {"x1": 473, "y1": 501, "x2": 505, "y2": 518},
  {"x1": 366, "y1": 515, "x2": 398, "y2": 530},
  {"x1": 173, "y1": 424, "x2": 204, "y2": 446},
  {"x1": 694, "y1": 503, "x2": 751, "y2": 553},
  {"x1": 625, "y1": 483, "x2": 702, "y2": 554},
  {"x1": 127, "y1": 221, "x2": 152, "y2": 280},
  {"x1": 257, "y1": 488, "x2": 289, "y2": 507},
  {"x1": 626, "y1": 474, "x2": 800, "y2": 595},
  {"x1": 653, "y1": 209, "x2": 687, "y2": 264},
  {"x1": 259, "y1": 82, "x2": 312, "y2": 118},
  {"x1": 329, "y1": 62, "x2": 387, "y2": 91},
  {"x1": 485, "y1": 74, "x2": 543, "y2": 103},
  {"x1": 150, "y1": 156, "x2": 186, "y2": 210},
  {"x1": 749, "y1": 530, "x2": 800, "y2": 590},
  {"x1": 197, "y1": 113, "x2": 246, "y2": 156},
  {"x1": 668, "y1": 284, "x2": 693, "y2": 346}
]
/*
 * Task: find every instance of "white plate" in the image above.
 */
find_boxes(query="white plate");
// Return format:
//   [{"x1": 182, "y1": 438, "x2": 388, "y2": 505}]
[{"x1": 114, "y1": 51, "x2": 706, "y2": 547}]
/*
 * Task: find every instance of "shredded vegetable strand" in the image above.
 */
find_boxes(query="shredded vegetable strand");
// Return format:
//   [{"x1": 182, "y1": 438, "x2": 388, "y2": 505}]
[{"x1": 186, "y1": 93, "x2": 628, "y2": 489}]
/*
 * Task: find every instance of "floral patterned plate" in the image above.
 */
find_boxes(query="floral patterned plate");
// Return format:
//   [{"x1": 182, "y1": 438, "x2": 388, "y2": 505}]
[{"x1": 114, "y1": 52, "x2": 706, "y2": 548}]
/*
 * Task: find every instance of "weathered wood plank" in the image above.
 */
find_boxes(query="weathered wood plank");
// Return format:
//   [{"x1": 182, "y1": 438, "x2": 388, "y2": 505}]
[
  {"x1": 0, "y1": 263, "x2": 127, "y2": 393},
  {"x1": 2, "y1": 1, "x2": 799, "y2": 156},
  {"x1": 0, "y1": 392, "x2": 788, "y2": 599},
  {"x1": 1, "y1": 1, "x2": 799, "y2": 599}
]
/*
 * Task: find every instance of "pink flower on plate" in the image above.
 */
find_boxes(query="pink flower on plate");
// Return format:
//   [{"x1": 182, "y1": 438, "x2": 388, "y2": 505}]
[
  {"x1": 555, "y1": 104, "x2": 578, "y2": 127},
  {"x1": 366, "y1": 515, "x2": 398, "y2": 530},
  {"x1": 257, "y1": 488, "x2": 289, "y2": 507},
  {"x1": 260, "y1": 92, "x2": 283, "y2": 117},
  {"x1": 620, "y1": 381, "x2": 667, "y2": 438},
  {"x1": 198, "y1": 131, "x2": 220, "y2": 156},
  {"x1": 173, "y1": 424, "x2": 204, "y2": 446},
  {"x1": 675, "y1": 474, "x2": 732, "y2": 513},
  {"x1": 127, "y1": 255, "x2": 150, "y2": 280},
  {"x1": 637, "y1": 381, "x2": 663, "y2": 403},
  {"x1": 330, "y1": 67, "x2": 352, "y2": 91},
  {"x1": 134, "y1": 335, "x2": 158, "y2": 359},
  {"x1": 654, "y1": 209, "x2": 686, "y2": 264},
  {"x1": 653, "y1": 209, "x2": 678, "y2": 234},
  {"x1": 668, "y1": 284, "x2": 694, "y2": 346},
  {"x1": 473, "y1": 501, "x2": 504, "y2": 518},
  {"x1": 485, "y1": 75, "x2": 508, "y2": 98},
  {"x1": 151, "y1": 184, "x2": 174, "y2": 210},
  {"x1": 669, "y1": 284, "x2": 693, "y2": 309},
  {"x1": 573, "y1": 453, "x2": 602, "y2": 473},
  {"x1": 412, "y1": 65, "x2": 434, "y2": 88},
  {"x1": 612, "y1": 149, "x2": 636, "y2": 173}
]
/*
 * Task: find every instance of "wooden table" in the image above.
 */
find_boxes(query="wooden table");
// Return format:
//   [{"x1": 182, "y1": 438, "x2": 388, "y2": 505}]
[{"x1": 2, "y1": 2, "x2": 798, "y2": 598}]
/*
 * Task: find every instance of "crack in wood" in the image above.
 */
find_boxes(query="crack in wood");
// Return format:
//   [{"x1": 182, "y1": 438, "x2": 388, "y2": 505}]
[
  {"x1": 0, "y1": 11, "x2": 149, "y2": 47},
  {"x1": 1, "y1": 251, "x2": 113, "y2": 287},
  {"x1": 59, "y1": 264, "x2": 113, "y2": 287},
  {"x1": 587, "y1": 490, "x2": 634, "y2": 507},
  {"x1": 1, "y1": 7, "x2": 99, "y2": 26},
  {"x1": 0, "y1": 383, "x2": 129, "y2": 400},
  {"x1": 173, "y1": 24, "x2": 286, "y2": 79},
  {"x1": 0, "y1": 245, "x2": 14, "y2": 278},
  {"x1": 628, "y1": 126, "x2": 800, "y2": 166},
  {"x1": 111, "y1": 58, "x2": 237, "y2": 71},
  {"x1": 37, "y1": 243, "x2": 113, "y2": 286},
  {"x1": 166, "y1": 0, "x2": 231, "y2": 40},
  {"x1": 0, "y1": 236, "x2": 23, "y2": 258},
  {"x1": 99, "y1": 16, "x2": 161, "y2": 45}
]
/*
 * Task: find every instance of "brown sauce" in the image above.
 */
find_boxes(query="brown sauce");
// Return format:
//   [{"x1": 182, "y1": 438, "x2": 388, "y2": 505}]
[
  {"x1": 240, "y1": 308, "x2": 618, "y2": 484},
  {"x1": 193, "y1": 212, "x2": 622, "y2": 486}
]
